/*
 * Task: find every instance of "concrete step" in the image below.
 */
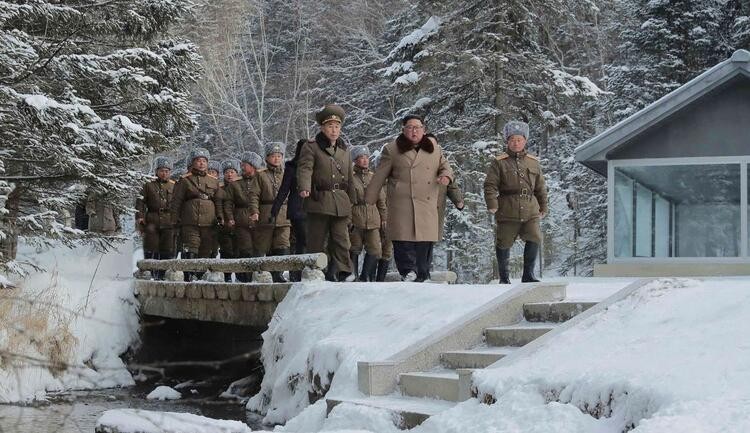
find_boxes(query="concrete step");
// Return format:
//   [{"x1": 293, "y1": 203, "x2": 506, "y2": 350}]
[
  {"x1": 399, "y1": 370, "x2": 459, "y2": 401},
  {"x1": 440, "y1": 347, "x2": 518, "y2": 369},
  {"x1": 326, "y1": 396, "x2": 455, "y2": 429},
  {"x1": 484, "y1": 323, "x2": 556, "y2": 347},
  {"x1": 523, "y1": 301, "x2": 598, "y2": 322}
]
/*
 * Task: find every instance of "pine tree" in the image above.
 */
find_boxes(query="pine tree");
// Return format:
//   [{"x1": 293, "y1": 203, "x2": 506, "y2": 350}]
[{"x1": 0, "y1": 1, "x2": 201, "y2": 272}]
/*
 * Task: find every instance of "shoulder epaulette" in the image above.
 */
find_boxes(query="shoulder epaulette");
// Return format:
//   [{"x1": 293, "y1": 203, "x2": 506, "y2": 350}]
[
  {"x1": 207, "y1": 173, "x2": 218, "y2": 179},
  {"x1": 526, "y1": 153, "x2": 539, "y2": 161},
  {"x1": 181, "y1": 172, "x2": 192, "y2": 178},
  {"x1": 496, "y1": 152, "x2": 509, "y2": 160},
  {"x1": 168, "y1": 179, "x2": 176, "y2": 184}
]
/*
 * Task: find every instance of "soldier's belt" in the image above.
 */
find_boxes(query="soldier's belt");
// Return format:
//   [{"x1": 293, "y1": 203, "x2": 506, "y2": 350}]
[
  {"x1": 499, "y1": 188, "x2": 532, "y2": 198},
  {"x1": 316, "y1": 182, "x2": 348, "y2": 191}
]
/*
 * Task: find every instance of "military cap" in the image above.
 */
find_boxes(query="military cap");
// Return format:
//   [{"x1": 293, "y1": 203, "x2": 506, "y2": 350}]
[
  {"x1": 208, "y1": 160, "x2": 221, "y2": 173},
  {"x1": 221, "y1": 158, "x2": 241, "y2": 174},
  {"x1": 170, "y1": 167, "x2": 185, "y2": 180},
  {"x1": 153, "y1": 156, "x2": 172, "y2": 172},
  {"x1": 265, "y1": 142, "x2": 286, "y2": 157},
  {"x1": 315, "y1": 104, "x2": 346, "y2": 125},
  {"x1": 350, "y1": 145, "x2": 371, "y2": 162},
  {"x1": 189, "y1": 147, "x2": 210, "y2": 163},
  {"x1": 240, "y1": 151, "x2": 265, "y2": 170},
  {"x1": 503, "y1": 120, "x2": 529, "y2": 141}
]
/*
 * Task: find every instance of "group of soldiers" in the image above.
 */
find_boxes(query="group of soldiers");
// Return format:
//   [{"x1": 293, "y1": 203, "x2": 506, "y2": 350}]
[
  {"x1": 136, "y1": 104, "x2": 548, "y2": 284},
  {"x1": 135, "y1": 105, "x2": 397, "y2": 283}
]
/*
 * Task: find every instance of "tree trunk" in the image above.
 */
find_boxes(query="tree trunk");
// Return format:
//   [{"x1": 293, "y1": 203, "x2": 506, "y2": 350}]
[{"x1": 0, "y1": 187, "x2": 20, "y2": 264}]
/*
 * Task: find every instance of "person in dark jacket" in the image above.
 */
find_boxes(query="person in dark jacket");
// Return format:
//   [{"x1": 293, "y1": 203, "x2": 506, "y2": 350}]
[{"x1": 271, "y1": 139, "x2": 307, "y2": 282}]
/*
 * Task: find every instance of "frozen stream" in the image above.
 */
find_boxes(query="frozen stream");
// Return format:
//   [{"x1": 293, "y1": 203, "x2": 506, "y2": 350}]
[{"x1": 0, "y1": 379, "x2": 270, "y2": 432}]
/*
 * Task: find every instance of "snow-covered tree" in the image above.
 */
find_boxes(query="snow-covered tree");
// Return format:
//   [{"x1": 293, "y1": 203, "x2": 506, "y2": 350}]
[{"x1": 0, "y1": 1, "x2": 201, "y2": 272}]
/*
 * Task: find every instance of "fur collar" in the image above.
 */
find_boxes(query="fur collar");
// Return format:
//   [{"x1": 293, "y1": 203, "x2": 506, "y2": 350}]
[
  {"x1": 315, "y1": 132, "x2": 348, "y2": 151},
  {"x1": 396, "y1": 134, "x2": 434, "y2": 154}
]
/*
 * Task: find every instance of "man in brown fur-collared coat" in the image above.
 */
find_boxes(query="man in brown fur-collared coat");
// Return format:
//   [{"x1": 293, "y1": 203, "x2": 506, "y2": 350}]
[
  {"x1": 297, "y1": 104, "x2": 355, "y2": 282},
  {"x1": 365, "y1": 115, "x2": 453, "y2": 282},
  {"x1": 484, "y1": 120, "x2": 547, "y2": 284}
]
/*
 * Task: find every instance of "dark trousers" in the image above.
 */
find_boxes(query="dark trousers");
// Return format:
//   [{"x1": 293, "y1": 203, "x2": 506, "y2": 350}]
[
  {"x1": 291, "y1": 218, "x2": 307, "y2": 254},
  {"x1": 393, "y1": 241, "x2": 433, "y2": 279}
]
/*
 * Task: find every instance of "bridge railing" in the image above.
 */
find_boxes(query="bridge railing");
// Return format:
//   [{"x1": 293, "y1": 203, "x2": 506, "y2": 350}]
[{"x1": 135, "y1": 253, "x2": 328, "y2": 278}]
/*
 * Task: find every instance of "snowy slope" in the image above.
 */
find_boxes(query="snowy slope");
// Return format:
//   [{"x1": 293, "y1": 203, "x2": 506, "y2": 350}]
[
  {"x1": 0, "y1": 240, "x2": 139, "y2": 403},
  {"x1": 278, "y1": 278, "x2": 750, "y2": 433},
  {"x1": 246, "y1": 282, "x2": 511, "y2": 426}
]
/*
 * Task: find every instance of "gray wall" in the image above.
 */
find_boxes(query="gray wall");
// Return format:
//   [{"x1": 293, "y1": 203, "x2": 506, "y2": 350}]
[{"x1": 609, "y1": 75, "x2": 750, "y2": 160}]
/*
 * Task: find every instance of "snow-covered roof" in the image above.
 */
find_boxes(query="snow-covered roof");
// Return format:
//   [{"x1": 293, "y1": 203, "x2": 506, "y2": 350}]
[{"x1": 575, "y1": 49, "x2": 750, "y2": 173}]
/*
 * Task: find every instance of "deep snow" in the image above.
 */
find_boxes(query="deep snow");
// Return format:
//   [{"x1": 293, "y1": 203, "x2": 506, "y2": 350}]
[{"x1": 0, "y1": 240, "x2": 139, "y2": 403}]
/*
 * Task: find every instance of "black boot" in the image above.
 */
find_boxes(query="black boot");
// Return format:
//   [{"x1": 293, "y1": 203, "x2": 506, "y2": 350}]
[
  {"x1": 182, "y1": 251, "x2": 194, "y2": 282},
  {"x1": 522, "y1": 242, "x2": 541, "y2": 283},
  {"x1": 270, "y1": 249, "x2": 289, "y2": 283},
  {"x1": 496, "y1": 247, "x2": 511, "y2": 284},
  {"x1": 289, "y1": 270, "x2": 302, "y2": 282},
  {"x1": 222, "y1": 252, "x2": 233, "y2": 282},
  {"x1": 153, "y1": 252, "x2": 163, "y2": 280},
  {"x1": 359, "y1": 254, "x2": 378, "y2": 282},
  {"x1": 376, "y1": 259, "x2": 390, "y2": 282},
  {"x1": 350, "y1": 252, "x2": 360, "y2": 281}
]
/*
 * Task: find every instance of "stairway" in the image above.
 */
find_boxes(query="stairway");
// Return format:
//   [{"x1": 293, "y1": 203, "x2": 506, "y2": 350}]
[{"x1": 327, "y1": 299, "x2": 597, "y2": 428}]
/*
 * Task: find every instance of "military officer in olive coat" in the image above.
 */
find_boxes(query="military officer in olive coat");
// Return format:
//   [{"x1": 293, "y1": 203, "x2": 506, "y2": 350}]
[
  {"x1": 250, "y1": 142, "x2": 291, "y2": 283},
  {"x1": 297, "y1": 104, "x2": 355, "y2": 282},
  {"x1": 349, "y1": 145, "x2": 387, "y2": 281},
  {"x1": 224, "y1": 151, "x2": 265, "y2": 282},
  {"x1": 483, "y1": 120, "x2": 548, "y2": 284},
  {"x1": 171, "y1": 148, "x2": 223, "y2": 281},
  {"x1": 136, "y1": 156, "x2": 176, "y2": 280}
]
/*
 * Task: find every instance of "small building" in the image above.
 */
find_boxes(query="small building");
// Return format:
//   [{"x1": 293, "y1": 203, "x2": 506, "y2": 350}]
[{"x1": 575, "y1": 50, "x2": 750, "y2": 276}]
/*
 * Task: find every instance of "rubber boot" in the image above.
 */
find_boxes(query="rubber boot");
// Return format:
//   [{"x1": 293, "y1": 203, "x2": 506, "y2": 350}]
[
  {"x1": 222, "y1": 252, "x2": 233, "y2": 282},
  {"x1": 359, "y1": 254, "x2": 378, "y2": 282},
  {"x1": 271, "y1": 249, "x2": 289, "y2": 283},
  {"x1": 521, "y1": 241, "x2": 541, "y2": 283},
  {"x1": 376, "y1": 259, "x2": 390, "y2": 282},
  {"x1": 350, "y1": 252, "x2": 360, "y2": 281},
  {"x1": 496, "y1": 247, "x2": 511, "y2": 284}
]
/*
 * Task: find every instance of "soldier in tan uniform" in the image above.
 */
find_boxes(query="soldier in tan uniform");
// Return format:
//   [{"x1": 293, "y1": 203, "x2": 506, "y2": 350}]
[
  {"x1": 171, "y1": 147, "x2": 223, "y2": 281},
  {"x1": 297, "y1": 104, "x2": 355, "y2": 282},
  {"x1": 483, "y1": 121, "x2": 548, "y2": 284},
  {"x1": 250, "y1": 143, "x2": 291, "y2": 283},
  {"x1": 349, "y1": 146, "x2": 387, "y2": 281},
  {"x1": 224, "y1": 151, "x2": 265, "y2": 282},
  {"x1": 136, "y1": 156, "x2": 175, "y2": 280},
  {"x1": 219, "y1": 159, "x2": 241, "y2": 282}
]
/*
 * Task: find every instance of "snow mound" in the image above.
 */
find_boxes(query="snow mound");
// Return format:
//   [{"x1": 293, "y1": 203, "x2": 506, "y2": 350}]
[
  {"x1": 0, "y1": 241, "x2": 139, "y2": 403},
  {"x1": 96, "y1": 409, "x2": 253, "y2": 433},
  {"x1": 146, "y1": 385, "x2": 182, "y2": 401},
  {"x1": 246, "y1": 282, "x2": 509, "y2": 425}
]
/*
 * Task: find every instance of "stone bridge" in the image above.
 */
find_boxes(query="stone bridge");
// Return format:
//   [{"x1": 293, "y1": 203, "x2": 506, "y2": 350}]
[{"x1": 134, "y1": 254, "x2": 328, "y2": 327}]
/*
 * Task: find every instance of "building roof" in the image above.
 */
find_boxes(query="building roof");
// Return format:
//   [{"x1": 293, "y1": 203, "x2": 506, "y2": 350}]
[{"x1": 575, "y1": 49, "x2": 750, "y2": 175}]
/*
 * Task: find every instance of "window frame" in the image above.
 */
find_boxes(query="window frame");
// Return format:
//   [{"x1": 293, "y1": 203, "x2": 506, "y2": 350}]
[{"x1": 608, "y1": 156, "x2": 750, "y2": 263}]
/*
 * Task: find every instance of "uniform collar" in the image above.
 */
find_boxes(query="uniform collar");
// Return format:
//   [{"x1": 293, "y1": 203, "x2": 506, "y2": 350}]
[
  {"x1": 191, "y1": 168, "x2": 207, "y2": 176},
  {"x1": 354, "y1": 165, "x2": 369, "y2": 174},
  {"x1": 505, "y1": 148, "x2": 527, "y2": 158},
  {"x1": 315, "y1": 132, "x2": 347, "y2": 151}
]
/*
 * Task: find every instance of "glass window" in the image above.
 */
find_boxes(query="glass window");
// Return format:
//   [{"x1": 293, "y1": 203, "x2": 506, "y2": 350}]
[{"x1": 614, "y1": 164, "x2": 741, "y2": 258}]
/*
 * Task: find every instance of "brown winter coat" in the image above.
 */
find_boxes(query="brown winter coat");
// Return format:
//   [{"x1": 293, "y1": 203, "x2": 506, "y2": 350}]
[
  {"x1": 351, "y1": 166, "x2": 387, "y2": 230},
  {"x1": 223, "y1": 173, "x2": 257, "y2": 228},
  {"x1": 249, "y1": 165, "x2": 290, "y2": 227},
  {"x1": 365, "y1": 134, "x2": 454, "y2": 242},
  {"x1": 437, "y1": 182, "x2": 464, "y2": 240},
  {"x1": 483, "y1": 149, "x2": 548, "y2": 222},
  {"x1": 297, "y1": 133, "x2": 354, "y2": 217},
  {"x1": 136, "y1": 179, "x2": 175, "y2": 228},
  {"x1": 170, "y1": 170, "x2": 222, "y2": 227},
  {"x1": 86, "y1": 191, "x2": 120, "y2": 234}
]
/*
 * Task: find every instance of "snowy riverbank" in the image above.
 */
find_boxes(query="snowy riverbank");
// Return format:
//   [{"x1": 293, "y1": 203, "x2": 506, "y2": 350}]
[{"x1": 0, "y1": 241, "x2": 140, "y2": 403}]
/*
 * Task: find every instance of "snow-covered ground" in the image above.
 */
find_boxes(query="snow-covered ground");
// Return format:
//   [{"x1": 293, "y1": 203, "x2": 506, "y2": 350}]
[
  {"x1": 247, "y1": 282, "x2": 515, "y2": 426},
  {"x1": 293, "y1": 278, "x2": 750, "y2": 433},
  {"x1": 0, "y1": 240, "x2": 140, "y2": 403},
  {"x1": 96, "y1": 408, "x2": 253, "y2": 433}
]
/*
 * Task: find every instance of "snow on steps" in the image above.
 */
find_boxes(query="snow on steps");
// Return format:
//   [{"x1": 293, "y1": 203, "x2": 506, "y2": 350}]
[{"x1": 327, "y1": 281, "x2": 649, "y2": 429}]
